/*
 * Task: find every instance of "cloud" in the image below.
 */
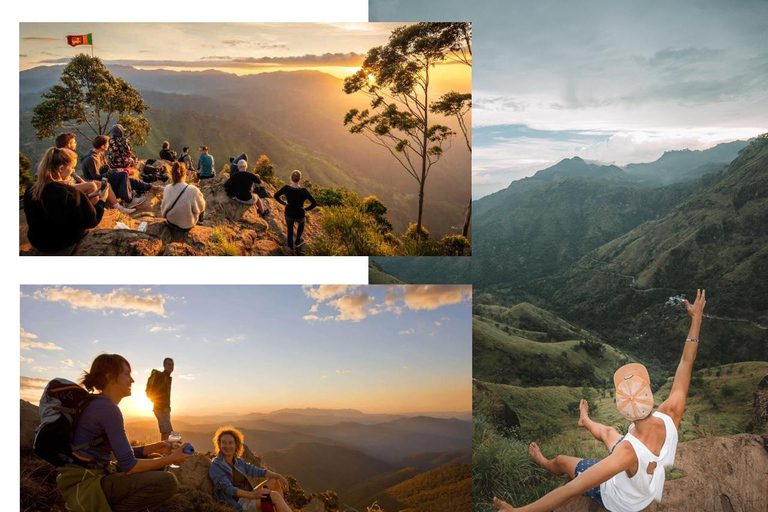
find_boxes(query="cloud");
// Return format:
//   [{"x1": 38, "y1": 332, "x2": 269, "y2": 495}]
[
  {"x1": 32, "y1": 286, "x2": 166, "y2": 316},
  {"x1": 330, "y1": 291, "x2": 375, "y2": 322},
  {"x1": 61, "y1": 359, "x2": 73, "y2": 367},
  {"x1": 302, "y1": 314, "x2": 333, "y2": 322},
  {"x1": 20, "y1": 356, "x2": 33, "y2": 363},
  {"x1": 20, "y1": 375, "x2": 48, "y2": 393},
  {"x1": 224, "y1": 334, "x2": 245, "y2": 343},
  {"x1": 303, "y1": 285, "x2": 355, "y2": 302},
  {"x1": 386, "y1": 285, "x2": 472, "y2": 311},
  {"x1": 20, "y1": 327, "x2": 63, "y2": 351},
  {"x1": 22, "y1": 36, "x2": 60, "y2": 41},
  {"x1": 175, "y1": 374, "x2": 196, "y2": 380},
  {"x1": 335, "y1": 369, "x2": 350, "y2": 374},
  {"x1": 148, "y1": 325, "x2": 179, "y2": 333},
  {"x1": 320, "y1": 374, "x2": 328, "y2": 379},
  {"x1": 435, "y1": 321, "x2": 442, "y2": 326},
  {"x1": 398, "y1": 328, "x2": 415, "y2": 335}
]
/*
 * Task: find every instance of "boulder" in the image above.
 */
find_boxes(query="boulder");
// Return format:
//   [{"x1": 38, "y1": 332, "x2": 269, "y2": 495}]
[
  {"x1": 170, "y1": 453, "x2": 214, "y2": 495},
  {"x1": 21, "y1": 400, "x2": 40, "y2": 451},
  {"x1": 300, "y1": 497, "x2": 326, "y2": 512},
  {"x1": 473, "y1": 379, "x2": 520, "y2": 433},
  {"x1": 747, "y1": 374, "x2": 768, "y2": 433},
  {"x1": 554, "y1": 434, "x2": 768, "y2": 512}
]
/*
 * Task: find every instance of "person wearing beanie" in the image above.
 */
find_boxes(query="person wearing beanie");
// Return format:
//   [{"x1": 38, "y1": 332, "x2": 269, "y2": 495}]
[{"x1": 494, "y1": 290, "x2": 707, "y2": 512}]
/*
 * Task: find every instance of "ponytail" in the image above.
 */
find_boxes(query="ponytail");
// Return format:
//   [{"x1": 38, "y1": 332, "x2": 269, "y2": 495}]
[{"x1": 31, "y1": 147, "x2": 77, "y2": 201}]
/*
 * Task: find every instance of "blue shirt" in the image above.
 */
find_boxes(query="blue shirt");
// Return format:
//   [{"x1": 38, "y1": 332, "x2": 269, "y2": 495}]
[
  {"x1": 72, "y1": 397, "x2": 144, "y2": 471},
  {"x1": 197, "y1": 154, "x2": 215, "y2": 177},
  {"x1": 209, "y1": 452, "x2": 267, "y2": 511}
]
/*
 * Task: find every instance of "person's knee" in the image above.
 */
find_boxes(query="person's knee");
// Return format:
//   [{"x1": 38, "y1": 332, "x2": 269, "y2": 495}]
[
  {"x1": 554, "y1": 455, "x2": 567, "y2": 468},
  {"x1": 155, "y1": 471, "x2": 179, "y2": 498}
]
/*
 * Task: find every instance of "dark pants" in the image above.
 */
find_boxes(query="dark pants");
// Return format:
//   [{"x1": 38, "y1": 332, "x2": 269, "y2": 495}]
[
  {"x1": 107, "y1": 170, "x2": 151, "y2": 202},
  {"x1": 101, "y1": 470, "x2": 178, "y2": 512},
  {"x1": 286, "y1": 215, "x2": 305, "y2": 249}
]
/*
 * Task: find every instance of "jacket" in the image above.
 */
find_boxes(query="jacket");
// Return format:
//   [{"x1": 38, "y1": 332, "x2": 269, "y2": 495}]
[{"x1": 209, "y1": 452, "x2": 267, "y2": 512}]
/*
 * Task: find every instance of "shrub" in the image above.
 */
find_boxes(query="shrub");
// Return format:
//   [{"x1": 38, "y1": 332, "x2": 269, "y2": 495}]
[
  {"x1": 20, "y1": 152, "x2": 33, "y2": 194},
  {"x1": 361, "y1": 195, "x2": 393, "y2": 233},
  {"x1": 404, "y1": 222, "x2": 430, "y2": 241},
  {"x1": 440, "y1": 234, "x2": 471, "y2": 256},
  {"x1": 311, "y1": 206, "x2": 396, "y2": 256},
  {"x1": 253, "y1": 154, "x2": 277, "y2": 186}
]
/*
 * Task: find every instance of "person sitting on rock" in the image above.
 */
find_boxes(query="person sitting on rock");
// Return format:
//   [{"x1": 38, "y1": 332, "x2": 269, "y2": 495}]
[
  {"x1": 106, "y1": 124, "x2": 137, "y2": 171},
  {"x1": 274, "y1": 170, "x2": 317, "y2": 251},
  {"x1": 179, "y1": 146, "x2": 195, "y2": 172},
  {"x1": 63, "y1": 353, "x2": 192, "y2": 512},
  {"x1": 81, "y1": 135, "x2": 146, "y2": 213},
  {"x1": 159, "y1": 141, "x2": 177, "y2": 162},
  {"x1": 209, "y1": 426, "x2": 291, "y2": 512},
  {"x1": 493, "y1": 290, "x2": 707, "y2": 512},
  {"x1": 23, "y1": 147, "x2": 109, "y2": 253},
  {"x1": 55, "y1": 132, "x2": 132, "y2": 214},
  {"x1": 229, "y1": 153, "x2": 248, "y2": 174},
  {"x1": 224, "y1": 159, "x2": 269, "y2": 216},
  {"x1": 161, "y1": 162, "x2": 206, "y2": 231},
  {"x1": 197, "y1": 146, "x2": 215, "y2": 180}
]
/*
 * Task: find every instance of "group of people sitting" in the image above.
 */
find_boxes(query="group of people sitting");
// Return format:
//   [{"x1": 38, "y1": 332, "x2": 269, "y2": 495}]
[
  {"x1": 23, "y1": 130, "x2": 318, "y2": 253},
  {"x1": 56, "y1": 353, "x2": 292, "y2": 512}
]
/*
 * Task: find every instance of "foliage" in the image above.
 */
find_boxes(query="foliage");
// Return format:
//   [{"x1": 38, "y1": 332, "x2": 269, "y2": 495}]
[
  {"x1": 20, "y1": 152, "x2": 33, "y2": 194},
  {"x1": 404, "y1": 222, "x2": 430, "y2": 241},
  {"x1": 440, "y1": 234, "x2": 471, "y2": 256},
  {"x1": 431, "y1": 91, "x2": 472, "y2": 153},
  {"x1": 205, "y1": 228, "x2": 240, "y2": 256},
  {"x1": 362, "y1": 195, "x2": 394, "y2": 233},
  {"x1": 311, "y1": 206, "x2": 396, "y2": 256},
  {"x1": 344, "y1": 23, "x2": 465, "y2": 235},
  {"x1": 32, "y1": 54, "x2": 150, "y2": 145},
  {"x1": 253, "y1": 154, "x2": 279, "y2": 187}
]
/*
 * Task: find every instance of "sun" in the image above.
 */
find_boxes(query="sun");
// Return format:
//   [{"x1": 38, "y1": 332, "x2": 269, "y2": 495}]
[{"x1": 122, "y1": 392, "x2": 155, "y2": 418}]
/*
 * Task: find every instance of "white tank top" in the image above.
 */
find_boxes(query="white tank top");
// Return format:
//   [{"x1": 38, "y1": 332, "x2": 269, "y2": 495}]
[{"x1": 600, "y1": 411, "x2": 678, "y2": 512}]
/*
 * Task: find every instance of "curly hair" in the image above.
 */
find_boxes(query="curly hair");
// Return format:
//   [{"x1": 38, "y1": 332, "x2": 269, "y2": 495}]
[{"x1": 213, "y1": 426, "x2": 245, "y2": 457}]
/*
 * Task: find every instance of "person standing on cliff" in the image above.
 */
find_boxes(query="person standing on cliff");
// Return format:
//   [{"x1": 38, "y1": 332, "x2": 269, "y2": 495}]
[
  {"x1": 494, "y1": 290, "x2": 707, "y2": 512},
  {"x1": 146, "y1": 357, "x2": 174, "y2": 441}
]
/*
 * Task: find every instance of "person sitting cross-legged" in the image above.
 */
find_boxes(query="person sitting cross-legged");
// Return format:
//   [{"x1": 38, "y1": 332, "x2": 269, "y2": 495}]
[{"x1": 209, "y1": 426, "x2": 292, "y2": 512}]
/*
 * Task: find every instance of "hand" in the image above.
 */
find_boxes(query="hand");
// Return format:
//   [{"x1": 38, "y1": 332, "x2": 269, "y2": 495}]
[
  {"x1": 150, "y1": 441, "x2": 172, "y2": 455},
  {"x1": 258, "y1": 486, "x2": 271, "y2": 499},
  {"x1": 684, "y1": 289, "x2": 706, "y2": 320},
  {"x1": 98, "y1": 184, "x2": 110, "y2": 203},
  {"x1": 169, "y1": 443, "x2": 193, "y2": 465}
]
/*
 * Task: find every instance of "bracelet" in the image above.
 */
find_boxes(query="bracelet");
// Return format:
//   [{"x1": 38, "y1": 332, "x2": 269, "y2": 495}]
[{"x1": 686, "y1": 337, "x2": 699, "y2": 343}]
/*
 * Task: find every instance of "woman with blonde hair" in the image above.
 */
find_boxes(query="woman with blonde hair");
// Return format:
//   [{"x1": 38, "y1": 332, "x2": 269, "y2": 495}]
[
  {"x1": 209, "y1": 426, "x2": 291, "y2": 512},
  {"x1": 274, "y1": 170, "x2": 317, "y2": 251},
  {"x1": 22, "y1": 147, "x2": 109, "y2": 252},
  {"x1": 161, "y1": 161, "x2": 206, "y2": 231}
]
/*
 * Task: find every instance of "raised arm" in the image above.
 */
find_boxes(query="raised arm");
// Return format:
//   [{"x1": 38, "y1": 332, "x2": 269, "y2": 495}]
[
  {"x1": 658, "y1": 289, "x2": 706, "y2": 428},
  {"x1": 495, "y1": 443, "x2": 637, "y2": 512}
]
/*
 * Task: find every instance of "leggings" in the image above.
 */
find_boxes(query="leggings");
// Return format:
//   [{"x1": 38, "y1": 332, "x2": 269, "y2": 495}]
[{"x1": 285, "y1": 215, "x2": 305, "y2": 249}]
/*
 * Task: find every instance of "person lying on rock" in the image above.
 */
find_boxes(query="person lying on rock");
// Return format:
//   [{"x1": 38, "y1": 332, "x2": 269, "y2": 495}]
[
  {"x1": 197, "y1": 146, "x2": 215, "y2": 179},
  {"x1": 159, "y1": 140, "x2": 178, "y2": 162},
  {"x1": 23, "y1": 147, "x2": 110, "y2": 253},
  {"x1": 494, "y1": 290, "x2": 707, "y2": 512},
  {"x1": 55, "y1": 132, "x2": 133, "y2": 214},
  {"x1": 274, "y1": 170, "x2": 317, "y2": 251},
  {"x1": 161, "y1": 162, "x2": 206, "y2": 231},
  {"x1": 224, "y1": 159, "x2": 270, "y2": 216},
  {"x1": 63, "y1": 353, "x2": 192, "y2": 512},
  {"x1": 209, "y1": 426, "x2": 291, "y2": 512}
]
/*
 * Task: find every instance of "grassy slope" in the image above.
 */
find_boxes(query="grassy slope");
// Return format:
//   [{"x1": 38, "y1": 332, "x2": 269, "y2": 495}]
[{"x1": 370, "y1": 462, "x2": 472, "y2": 512}]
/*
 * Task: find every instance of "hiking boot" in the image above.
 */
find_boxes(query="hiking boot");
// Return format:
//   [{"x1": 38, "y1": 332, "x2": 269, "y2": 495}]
[{"x1": 126, "y1": 196, "x2": 146, "y2": 208}]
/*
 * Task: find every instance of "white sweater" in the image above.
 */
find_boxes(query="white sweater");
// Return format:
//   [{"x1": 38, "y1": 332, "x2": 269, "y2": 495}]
[{"x1": 161, "y1": 183, "x2": 206, "y2": 230}]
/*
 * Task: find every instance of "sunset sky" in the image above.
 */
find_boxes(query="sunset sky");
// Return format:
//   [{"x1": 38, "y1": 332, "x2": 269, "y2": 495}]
[
  {"x1": 20, "y1": 285, "x2": 472, "y2": 418},
  {"x1": 19, "y1": 22, "x2": 470, "y2": 84},
  {"x1": 372, "y1": 0, "x2": 768, "y2": 197}
]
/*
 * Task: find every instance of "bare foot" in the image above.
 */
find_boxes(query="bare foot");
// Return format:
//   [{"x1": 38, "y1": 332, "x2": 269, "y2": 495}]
[
  {"x1": 529, "y1": 442, "x2": 548, "y2": 467},
  {"x1": 578, "y1": 398, "x2": 590, "y2": 427},
  {"x1": 493, "y1": 497, "x2": 515, "y2": 511}
]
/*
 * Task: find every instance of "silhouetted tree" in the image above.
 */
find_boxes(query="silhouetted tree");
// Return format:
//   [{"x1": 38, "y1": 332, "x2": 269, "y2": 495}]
[
  {"x1": 32, "y1": 54, "x2": 150, "y2": 145},
  {"x1": 344, "y1": 24, "x2": 460, "y2": 238}
]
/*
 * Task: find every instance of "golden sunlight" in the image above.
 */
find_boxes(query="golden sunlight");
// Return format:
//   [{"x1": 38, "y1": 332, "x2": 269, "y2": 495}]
[{"x1": 122, "y1": 393, "x2": 155, "y2": 418}]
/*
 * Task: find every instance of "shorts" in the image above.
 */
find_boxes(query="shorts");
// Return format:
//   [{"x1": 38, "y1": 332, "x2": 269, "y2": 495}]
[
  {"x1": 153, "y1": 408, "x2": 173, "y2": 434},
  {"x1": 575, "y1": 436, "x2": 625, "y2": 505}
]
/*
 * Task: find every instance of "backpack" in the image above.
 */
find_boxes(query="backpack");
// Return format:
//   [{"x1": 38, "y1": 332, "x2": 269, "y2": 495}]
[
  {"x1": 33, "y1": 378, "x2": 106, "y2": 468},
  {"x1": 146, "y1": 369, "x2": 160, "y2": 403}
]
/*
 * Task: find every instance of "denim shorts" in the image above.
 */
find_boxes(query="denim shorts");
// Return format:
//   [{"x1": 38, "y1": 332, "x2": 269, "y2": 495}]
[{"x1": 575, "y1": 435, "x2": 625, "y2": 505}]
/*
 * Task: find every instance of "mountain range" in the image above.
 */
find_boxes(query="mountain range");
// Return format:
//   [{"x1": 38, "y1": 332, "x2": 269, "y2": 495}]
[{"x1": 19, "y1": 64, "x2": 472, "y2": 236}]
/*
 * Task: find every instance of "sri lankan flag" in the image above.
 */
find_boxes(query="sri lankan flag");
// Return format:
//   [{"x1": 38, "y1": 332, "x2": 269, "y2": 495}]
[{"x1": 67, "y1": 34, "x2": 93, "y2": 47}]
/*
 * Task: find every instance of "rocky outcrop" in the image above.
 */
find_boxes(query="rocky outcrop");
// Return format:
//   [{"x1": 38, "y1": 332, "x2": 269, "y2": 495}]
[
  {"x1": 554, "y1": 434, "x2": 768, "y2": 512},
  {"x1": 21, "y1": 399, "x2": 40, "y2": 451},
  {"x1": 747, "y1": 374, "x2": 768, "y2": 433},
  {"x1": 20, "y1": 170, "x2": 320, "y2": 256},
  {"x1": 473, "y1": 379, "x2": 520, "y2": 434}
]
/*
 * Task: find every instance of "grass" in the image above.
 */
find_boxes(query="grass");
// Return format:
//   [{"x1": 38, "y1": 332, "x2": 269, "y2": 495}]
[{"x1": 204, "y1": 227, "x2": 240, "y2": 256}]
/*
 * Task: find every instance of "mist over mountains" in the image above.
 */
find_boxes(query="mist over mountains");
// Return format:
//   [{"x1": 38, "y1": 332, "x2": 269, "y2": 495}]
[
  {"x1": 374, "y1": 136, "x2": 768, "y2": 370},
  {"x1": 19, "y1": 64, "x2": 471, "y2": 236}
]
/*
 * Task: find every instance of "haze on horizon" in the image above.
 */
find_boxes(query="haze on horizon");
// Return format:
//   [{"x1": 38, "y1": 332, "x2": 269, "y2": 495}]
[
  {"x1": 20, "y1": 285, "x2": 472, "y2": 419},
  {"x1": 371, "y1": 0, "x2": 768, "y2": 197}
]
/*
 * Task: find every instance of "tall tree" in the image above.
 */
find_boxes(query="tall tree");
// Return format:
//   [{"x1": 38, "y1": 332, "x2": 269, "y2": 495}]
[
  {"x1": 423, "y1": 22, "x2": 473, "y2": 238},
  {"x1": 32, "y1": 54, "x2": 150, "y2": 145},
  {"x1": 344, "y1": 23, "x2": 460, "y2": 239}
]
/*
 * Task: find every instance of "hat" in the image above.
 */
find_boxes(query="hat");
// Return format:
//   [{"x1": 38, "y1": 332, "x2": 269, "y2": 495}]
[{"x1": 614, "y1": 363, "x2": 654, "y2": 421}]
